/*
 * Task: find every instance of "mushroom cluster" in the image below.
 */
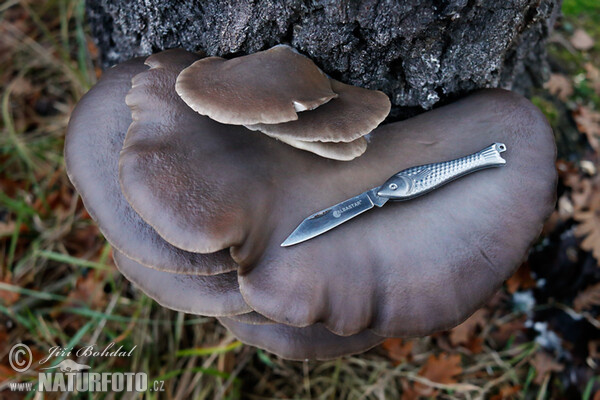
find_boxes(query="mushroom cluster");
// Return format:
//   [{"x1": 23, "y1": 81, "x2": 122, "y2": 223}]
[
  {"x1": 174, "y1": 45, "x2": 390, "y2": 161},
  {"x1": 65, "y1": 47, "x2": 557, "y2": 360}
]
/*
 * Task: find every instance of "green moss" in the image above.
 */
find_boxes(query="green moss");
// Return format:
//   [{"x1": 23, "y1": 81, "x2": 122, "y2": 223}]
[
  {"x1": 547, "y1": 45, "x2": 586, "y2": 75},
  {"x1": 562, "y1": 0, "x2": 600, "y2": 17},
  {"x1": 530, "y1": 96, "x2": 560, "y2": 127}
]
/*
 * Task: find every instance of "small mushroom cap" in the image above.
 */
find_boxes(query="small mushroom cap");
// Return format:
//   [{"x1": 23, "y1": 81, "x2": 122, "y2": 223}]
[
  {"x1": 64, "y1": 54, "x2": 234, "y2": 275},
  {"x1": 175, "y1": 45, "x2": 337, "y2": 125},
  {"x1": 218, "y1": 317, "x2": 384, "y2": 361},
  {"x1": 113, "y1": 249, "x2": 251, "y2": 316},
  {"x1": 119, "y1": 55, "x2": 556, "y2": 337},
  {"x1": 246, "y1": 79, "x2": 391, "y2": 143}
]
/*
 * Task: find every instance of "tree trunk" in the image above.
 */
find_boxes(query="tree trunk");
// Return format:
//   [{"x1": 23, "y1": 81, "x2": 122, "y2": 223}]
[{"x1": 86, "y1": 0, "x2": 560, "y2": 119}]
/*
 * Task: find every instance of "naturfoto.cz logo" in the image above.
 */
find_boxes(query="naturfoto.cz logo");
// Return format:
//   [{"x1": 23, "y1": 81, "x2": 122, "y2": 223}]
[{"x1": 7, "y1": 343, "x2": 165, "y2": 393}]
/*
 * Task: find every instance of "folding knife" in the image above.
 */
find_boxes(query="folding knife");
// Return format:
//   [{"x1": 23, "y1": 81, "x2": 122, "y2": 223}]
[{"x1": 281, "y1": 142, "x2": 507, "y2": 247}]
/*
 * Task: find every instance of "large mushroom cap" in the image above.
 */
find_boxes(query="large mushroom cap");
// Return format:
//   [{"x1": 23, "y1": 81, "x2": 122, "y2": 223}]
[
  {"x1": 246, "y1": 79, "x2": 391, "y2": 143},
  {"x1": 238, "y1": 90, "x2": 557, "y2": 337},
  {"x1": 118, "y1": 51, "x2": 556, "y2": 338},
  {"x1": 64, "y1": 54, "x2": 235, "y2": 275},
  {"x1": 120, "y1": 50, "x2": 273, "y2": 254},
  {"x1": 113, "y1": 249, "x2": 251, "y2": 316},
  {"x1": 175, "y1": 45, "x2": 337, "y2": 125},
  {"x1": 218, "y1": 317, "x2": 383, "y2": 361}
]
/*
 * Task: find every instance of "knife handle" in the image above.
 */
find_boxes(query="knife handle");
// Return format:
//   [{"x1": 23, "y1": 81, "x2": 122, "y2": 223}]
[{"x1": 376, "y1": 142, "x2": 507, "y2": 200}]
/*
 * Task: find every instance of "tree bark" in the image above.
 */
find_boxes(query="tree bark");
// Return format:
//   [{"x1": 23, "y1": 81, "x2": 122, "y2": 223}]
[{"x1": 86, "y1": 0, "x2": 560, "y2": 119}]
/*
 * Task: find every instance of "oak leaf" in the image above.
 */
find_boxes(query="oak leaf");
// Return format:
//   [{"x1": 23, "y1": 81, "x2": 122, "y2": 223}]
[
  {"x1": 544, "y1": 74, "x2": 573, "y2": 101},
  {"x1": 381, "y1": 338, "x2": 414, "y2": 364},
  {"x1": 0, "y1": 276, "x2": 20, "y2": 306},
  {"x1": 400, "y1": 353, "x2": 463, "y2": 399},
  {"x1": 490, "y1": 385, "x2": 522, "y2": 400},
  {"x1": 573, "y1": 282, "x2": 600, "y2": 312},
  {"x1": 419, "y1": 353, "x2": 462, "y2": 384},
  {"x1": 530, "y1": 352, "x2": 563, "y2": 385},
  {"x1": 573, "y1": 106, "x2": 600, "y2": 152},
  {"x1": 574, "y1": 209, "x2": 600, "y2": 262},
  {"x1": 449, "y1": 309, "x2": 487, "y2": 347},
  {"x1": 66, "y1": 273, "x2": 107, "y2": 309},
  {"x1": 585, "y1": 63, "x2": 600, "y2": 95},
  {"x1": 506, "y1": 264, "x2": 537, "y2": 294},
  {"x1": 570, "y1": 29, "x2": 595, "y2": 51}
]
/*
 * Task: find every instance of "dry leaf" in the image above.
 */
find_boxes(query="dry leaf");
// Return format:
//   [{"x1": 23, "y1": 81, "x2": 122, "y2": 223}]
[
  {"x1": 0, "y1": 277, "x2": 20, "y2": 306},
  {"x1": 0, "y1": 364, "x2": 17, "y2": 380},
  {"x1": 573, "y1": 106, "x2": 600, "y2": 152},
  {"x1": 574, "y1": 209, "x2": 600, "y2": 262},
  {"x1": 66, "y1": 273, "x2": 107, "y2": 309},
  {"x1": 573, "y1": 282, "x2": 600, "y2": 312},
  {"x1": 449, "y1": 309, "x2": 487, "y2": 346},
  {"x1": 0, "y1": 219, "x2": 17, "y2": 237},
  {"x1": 594, "y1": 390, "x2": 600, "y2": 400},
  {"x1": 585, "y1": 63, "x2": 600, "y2": 95},
  {"x1": 530, "y1": 352, "x2": 564, "y2": 385},
  {"x1": 589, "y1": 340, "x2": 600, "y2": 359},
  {"x1": 572, "y1": 178, "x2": 594, "y2": 211},
  {"x1": 506, "y1": 264, "x2": 537, "y2": 294},
  {"x1": 10, "y1": 76, "x2": 34, "y2": 96},
  {"x1": 400, "y1": 379, "x2": 423, "y2": 400},
  {"x1": 490, "y1": 316, "x2": 527, "y2": 346},
  {"x1": 382, "y1": 338, "x2": 414, "y2": 364},
  {"x1": 571, "y1": 29, "x2": 595, "y2": 51},
  {"x1": 401, "y1": 353, "x2": 463, "y2": 398},
  {"x1": 557, "y1": 195, "x2": 574, "y2": 220},
  {"x1": 544, "y1": 74, "x2": 573, "y2": 101},
  {"x1": 419, "y1": 353, "x2": 462, "y2": 384},
  {"x1": 490, "y1": 385, "x2": 522, "y2": 400}
]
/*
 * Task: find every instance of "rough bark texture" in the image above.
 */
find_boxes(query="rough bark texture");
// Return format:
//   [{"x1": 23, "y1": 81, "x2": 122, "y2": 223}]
[{"x1": 87, "y1": 0, "x2": 560, "y2": 119}]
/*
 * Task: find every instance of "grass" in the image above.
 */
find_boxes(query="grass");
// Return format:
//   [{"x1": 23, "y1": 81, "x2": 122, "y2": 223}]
[{"x1": 0, "y1": 0, "x2": 599, "y2": 399}]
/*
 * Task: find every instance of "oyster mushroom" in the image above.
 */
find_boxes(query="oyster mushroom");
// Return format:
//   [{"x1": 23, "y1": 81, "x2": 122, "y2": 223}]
[
  {"x1": 218, "y1": 317, "x2": 384, "y2": 361},
  {"x1": 246, "y1": 79, "x2": 391, "y2": 143},
  {"x1": 175, "y1": 44, "x2": 337, "y2": 125},
  {"x1": 117, "y1": 50, "x2": 556, "y2": 337},
  {"x1": 113, "y1": 249, "x2": 251, "y2": 316},
  {"x1": 64, "y1": 54, "x2": 235, "y2": 275},
  {"x1": 67, "y1": 47, "x2": 557, "y2": 360},
  {"x1": 272, "y1": 135, "x2": 368, "y2": 161},
  {"x1": 175, "y1": 45, "x2": 390, "y2": 160}
]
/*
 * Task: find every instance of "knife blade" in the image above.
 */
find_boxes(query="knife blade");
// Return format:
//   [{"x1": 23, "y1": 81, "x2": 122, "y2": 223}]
[{"x1": 281, "y1": 142, "x2": 507, "y2": 247}]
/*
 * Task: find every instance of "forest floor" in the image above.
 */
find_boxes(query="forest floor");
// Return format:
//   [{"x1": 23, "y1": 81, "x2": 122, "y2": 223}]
[{"x1": 0, "y1": 0, "x2": 599, "y2": 399}]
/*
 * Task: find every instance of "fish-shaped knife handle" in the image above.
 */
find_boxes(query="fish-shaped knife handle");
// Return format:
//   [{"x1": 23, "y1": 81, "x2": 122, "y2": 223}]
[
  {"x1": 281, "y1": 142, "x2": 507, "y2": 247},
  {"x1": 376, "y1": 143, "x2": 507, "y2": 200}
]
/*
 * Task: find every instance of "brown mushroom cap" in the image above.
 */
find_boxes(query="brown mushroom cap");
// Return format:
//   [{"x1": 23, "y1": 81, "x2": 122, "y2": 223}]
[
  {"x1": 121, "y1": 50, "x2": 271, "y2": 253},
  {"x1": 64, "y1": 54, "x2": 235, "y2": 275},
  {"x1": 218, "y1": 317, "x2": 384, "y2": 361},
  {"x1": 238, "y1": 90, "x2": 557, "y2": 337},
  {"x1": 118, "y1": 53, "x2": 556, "y2": 338},
  {"x1": 276, "y1": 135, "x2": 368, "y2": 161},
  {"x1": 113, "y1": 249, "x2": 251, "y2": 316},
  {"x1": 246, "y1": 79, "x2": 391, "y2": 143},
  {"x1": 175, "y1": 45, "x2": 337, "y2": 125}
]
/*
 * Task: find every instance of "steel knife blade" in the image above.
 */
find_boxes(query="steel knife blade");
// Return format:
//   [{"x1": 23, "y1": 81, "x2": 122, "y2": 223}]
[{"x1": 281, "y1": 142, "x2": 507, "y2": 247}]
